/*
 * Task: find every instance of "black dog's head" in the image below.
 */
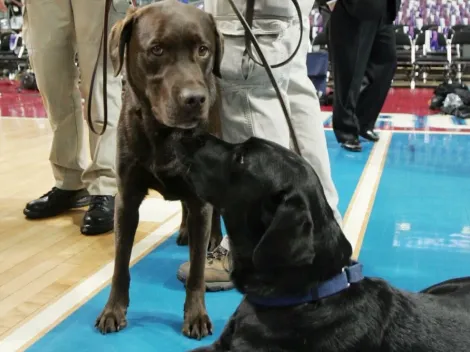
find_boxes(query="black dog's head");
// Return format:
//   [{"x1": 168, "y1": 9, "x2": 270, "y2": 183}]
[
  {"x1": 109, "y1": 1, "x2": 223, "y2": 129},
  {"x1": 178, "y1": 133, "x2": 352, "y2": 296}
]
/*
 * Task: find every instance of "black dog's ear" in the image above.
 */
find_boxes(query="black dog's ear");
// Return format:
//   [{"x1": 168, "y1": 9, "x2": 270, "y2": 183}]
[
  {"x1": 209, "y1": 14, "x2": 224, "y2": 78},
  {"x1": 252, "y1": 189, "x2": 315, "y2": 271},
  {"x1": 109, "y1": 7, "x2": 137, "y2": 77}
]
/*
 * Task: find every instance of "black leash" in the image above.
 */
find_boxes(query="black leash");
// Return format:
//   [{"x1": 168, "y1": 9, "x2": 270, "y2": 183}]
[
  {"x1": 86, "y1": 0, "x2": 114, "y2": 136},
  {"x1": 87, "y1": 0, "x2": 304, "y2": 156}
]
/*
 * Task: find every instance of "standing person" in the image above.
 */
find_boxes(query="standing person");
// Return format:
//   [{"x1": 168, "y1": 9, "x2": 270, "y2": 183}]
[
  {"x1": 329, "y1": 0, "x2": 400, "y2": 152},
  {"x1": 177, "y1": 0, "x2": 344, "y2": 291},
  {"x1": 13, "y1": 0, "x2": 129, "y2": 235}
]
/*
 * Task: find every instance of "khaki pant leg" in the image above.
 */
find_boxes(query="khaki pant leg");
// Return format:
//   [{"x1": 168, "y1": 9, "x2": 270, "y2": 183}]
[
  {"x1": 287, "y1": 15, "x2": 342, "y2": 226},
  {"x1": 23, "y1": 0, "x2": 86, "y2": 191},
  {"x1": 72, "y1": 0, "x2": 128, "y2": 196},
  {"x1": 205, "y1": 0, "x2": 342, "y2": 251}
]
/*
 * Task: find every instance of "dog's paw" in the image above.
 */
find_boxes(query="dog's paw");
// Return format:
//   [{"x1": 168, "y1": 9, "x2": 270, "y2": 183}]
[
  {"x1": 176, "y1": 227, "x2": 189, "y2": 246},
  {"x1": 95, "y1": 305, "x2": 128, "y2": 334},
  {"x1": 182, "y1": 310, "x2": 213, "y2": 340}
]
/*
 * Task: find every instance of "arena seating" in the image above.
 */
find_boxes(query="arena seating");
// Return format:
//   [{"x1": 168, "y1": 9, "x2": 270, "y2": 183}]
[{"x1": 310, "y1": 0, "x2": 470, "y2": 87}]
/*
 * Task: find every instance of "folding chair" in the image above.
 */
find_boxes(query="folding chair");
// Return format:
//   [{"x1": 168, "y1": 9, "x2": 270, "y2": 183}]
[
  {"x1": 449, "y1": 31, "x2": 470, "y2": 83},
  {"x1": 395, "y1": 32, "x2": 414, "y2": 87}
]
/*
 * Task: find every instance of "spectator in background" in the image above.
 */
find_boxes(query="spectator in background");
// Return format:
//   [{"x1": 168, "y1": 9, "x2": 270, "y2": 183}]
[
  {"x1": 177, "y1": 0, "x2": 343, "y2": 291},
  {"x1": 1, "y1": 0, "x2": 129, "y2": 235},
  {"x1": 328, "y1": 0, "x2": 400, "y2": 152}
]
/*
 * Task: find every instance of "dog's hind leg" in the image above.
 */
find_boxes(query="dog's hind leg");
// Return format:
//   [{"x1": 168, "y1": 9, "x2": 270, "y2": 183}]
[
  {"x1": 178, "y1": 203, "x2": 223, "y2": 252},
  {"x1": 182, "y1": 198, "x2": 213, "y2": 339},
  {"x1": 95, "y1": 168, "x2": 147, "y2": 334},
  {"x1": 208, "y1": 208, "x2": 223, "y2": 251},
  {"x1": 176, "y1": 201, "x2": 189, "y2": 246}
]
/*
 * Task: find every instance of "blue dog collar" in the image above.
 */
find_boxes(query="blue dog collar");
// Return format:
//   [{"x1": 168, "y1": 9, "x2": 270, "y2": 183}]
[{"x1": 247, "y1": 261, "x2": 364, "y2": 307}]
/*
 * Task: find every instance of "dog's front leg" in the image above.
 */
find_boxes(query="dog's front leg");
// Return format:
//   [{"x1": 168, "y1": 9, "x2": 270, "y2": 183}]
[
  {"x1": 190, "y1": 308, "x2": 238, "y2": 352},
  {"x1": 178, "y1": 203, "x2": 222, "y2": 252},
  {"x1": 182, "y1": 198, "x2": 213, "y2": 339},
  {"x1": 176, "y1": 201, "x2": 189, "y2": 246},
  {"x1": 208, "y1": 208, "x2": 223, "y2": 251},
  {"x1": 96, "y1": 184, "x2": 146, "y2": 334}
]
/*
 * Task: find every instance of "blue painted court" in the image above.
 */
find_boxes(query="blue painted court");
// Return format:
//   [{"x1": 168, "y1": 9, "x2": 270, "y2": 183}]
[{"x1": 27, "y1": 130, "x2": 470, "y2": 352}]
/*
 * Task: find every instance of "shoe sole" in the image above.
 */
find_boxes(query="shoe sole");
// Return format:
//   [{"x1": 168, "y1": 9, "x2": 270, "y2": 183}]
[
  {"x1": 359, "y1": 135, "x2": 379, "y2": 142},
  {"x1": 341, "y1": 145, "x2": 362, "y2": 152},
  {"x1": 176, "y1": 271, "x2": 234, "y2": 292},
  {"x1": 80, "y1": 221, "x2": 114, "y2": 236},
  {"x1": 23, "y1": 196, "x2": 91, "y2": 220}
]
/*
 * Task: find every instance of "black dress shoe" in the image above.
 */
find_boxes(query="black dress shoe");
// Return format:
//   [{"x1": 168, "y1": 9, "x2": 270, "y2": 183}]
[
  {"x1": 360, "y1": 130, "x2": 380, "y2": 142},
  {"x1": 24, "y1": 187, "x2": 90, "y2": 219},
  {"x1": 81, "y1": 195, "x2": 115, "y2": 235},
  {"x1": 341, "y1": 139, "x2": 362, "y2": 152}
]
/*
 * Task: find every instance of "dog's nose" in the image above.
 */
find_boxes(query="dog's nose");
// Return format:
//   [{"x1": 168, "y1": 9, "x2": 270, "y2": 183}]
[{"x1": 180, "y1": 88, "x2": 207, "y2": 109}]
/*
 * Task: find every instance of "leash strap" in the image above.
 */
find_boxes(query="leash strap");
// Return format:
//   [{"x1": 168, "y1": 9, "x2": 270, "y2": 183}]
[
  {"x1": 86, "y1": 0, "x2": 113, "y2": 136},
  {"x1": 228, "y1": 0, "x2": 303, "y2": 156},
  {"x1": 244, "y1": 0, "x2": 303, "y2": 68}
]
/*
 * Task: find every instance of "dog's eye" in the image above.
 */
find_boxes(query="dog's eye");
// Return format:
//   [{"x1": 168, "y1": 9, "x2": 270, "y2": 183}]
[
  {"x1": 198, "y1": 45, "x2": 209, "y2": 57},
  {"x1": 151, "y1": 45, "x2": 164, "y2": 56}
]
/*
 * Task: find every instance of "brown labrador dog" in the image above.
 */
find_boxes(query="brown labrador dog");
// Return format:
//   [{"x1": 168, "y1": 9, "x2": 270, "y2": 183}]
[{"x1": 95, "y1": 1, "x2": 224, "y2": 339}]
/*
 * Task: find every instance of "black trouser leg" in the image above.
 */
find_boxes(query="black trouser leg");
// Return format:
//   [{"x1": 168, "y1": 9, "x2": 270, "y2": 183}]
[
  {"x1": 356, "y1": 24, "x2": 397, "y2": 132},
  {"x1": 329, "y1": 3, "x2": 379, "y2": 143}
]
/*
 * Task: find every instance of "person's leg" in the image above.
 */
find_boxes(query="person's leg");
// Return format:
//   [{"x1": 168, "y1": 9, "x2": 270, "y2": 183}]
[
  {"x1": 356, "y1": 23, "x2": 396, "y2": 136},
  {"x1": 71, "y1": 0, "x2": 127, "y2": 235},
  {"x1": 213, "y1": 20, "x2": 295, "y2": 254},
  {"x1": 286, "y1": 15, "x2": 342, "y2": 226},
  {"x1": 178, "y1": 0, "x2": 342, "y2": 291},
  {"x1": 178, "y1": 0, "x2": 297, "y2": 291},
  {"x1": 329, "y1": 2, "x2": 378, "y2": 150},
  {"x1": 22, "y1": 0, "x2": 90, "y2": 219}
]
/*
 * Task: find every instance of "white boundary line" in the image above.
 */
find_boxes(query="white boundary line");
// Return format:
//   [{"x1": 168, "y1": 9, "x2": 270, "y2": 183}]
[
  {"x1": 322, "y1": 127, "x2": 470, "y2": 135},
  {"x1": 342, "y1": 131, "x2": 392, "y2": 253},
  {"x1": 381, "y1": 130, "x2": 470, "y2": 135},
  {"x1": 2, "y1": 116, "x2": 470, "y2": 134},
  {"x1": 0, "y1": 212, "x2": 182, "y2": 352}
]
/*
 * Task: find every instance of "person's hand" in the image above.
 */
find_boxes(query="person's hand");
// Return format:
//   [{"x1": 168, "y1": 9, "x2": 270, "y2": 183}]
[{"x1": 0, "y1": 0, "x2": 8, "y2": 12}]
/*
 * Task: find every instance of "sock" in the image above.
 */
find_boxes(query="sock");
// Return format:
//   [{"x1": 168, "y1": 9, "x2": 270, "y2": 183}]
[{"x1": 219, "y1": 235, "x2": 230, "y2": 251}]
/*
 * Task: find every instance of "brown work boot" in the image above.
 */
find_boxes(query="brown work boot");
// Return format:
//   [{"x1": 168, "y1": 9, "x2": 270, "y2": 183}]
[{"x1": 177, "y1": 245, "x2": 234, "y2": 292}]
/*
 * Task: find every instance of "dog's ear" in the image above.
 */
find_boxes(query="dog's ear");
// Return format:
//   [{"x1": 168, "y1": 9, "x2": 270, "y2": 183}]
[
  {"x1": 252, "y1": 189, "x2": 315, "y2": 271},
  {"x1": 109, "y1": 7, "x2": 137, "y2": 76},
  {"x1": 209, "y1": 14, "x2": 224, "y2": 78}
]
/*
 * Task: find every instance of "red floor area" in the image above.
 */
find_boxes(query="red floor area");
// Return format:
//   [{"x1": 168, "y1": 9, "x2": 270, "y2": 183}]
[
  {"x1": 0, "y1": 79, "x2": 435, "y2": 118},
  {"x1": 382, "y1": 88, "x2": 434, "y2": 115},
  {"x1": 0, "y1": 79, "x2": 45, "y2": 118},
  {"x1": 321, "y1": 87, "x2": 435, "y2": 116}
]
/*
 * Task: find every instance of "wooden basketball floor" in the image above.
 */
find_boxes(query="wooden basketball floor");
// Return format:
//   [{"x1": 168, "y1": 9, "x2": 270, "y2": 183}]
[{"x1": 0, "y1": 117, "x2": 182, "y2": 341}]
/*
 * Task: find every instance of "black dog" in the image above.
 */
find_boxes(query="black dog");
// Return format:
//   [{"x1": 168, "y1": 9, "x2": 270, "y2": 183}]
[
  {"x1": 176, "y1": 132, "x2": 470, "y2": 351},
  {"x1": 95, "y1": 2, "x2": 224, "y2": 339}
]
